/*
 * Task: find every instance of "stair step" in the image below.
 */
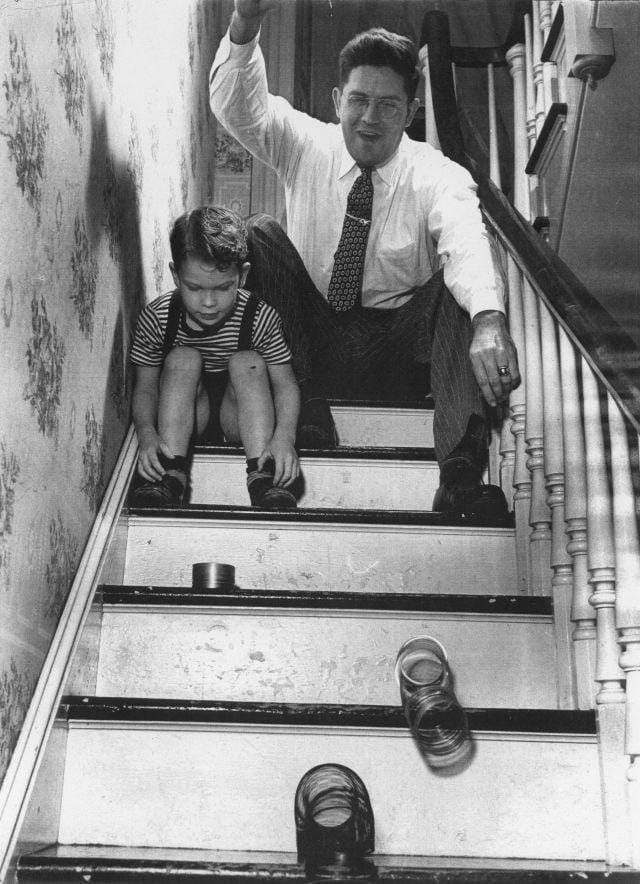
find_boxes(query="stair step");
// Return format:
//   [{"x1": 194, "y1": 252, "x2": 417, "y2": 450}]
[
  {"x1": 122, "y1": 509, "x2": 516, "y2": 595},
  {"x1": 330, "y1": 399, "x2": 434, "y2": 448},
  {"x1": 95, "y1": 586, "x2": 557, "y2": 708},
  {"x1": 18, "y1": 845, "x2": 633, "y2": 883},
  {"x1": 54, "y1": 698, "x2": 603, "y2": 861},
  {"x1": 189, "y1": 446, "x2": 438, "y2": 509}
]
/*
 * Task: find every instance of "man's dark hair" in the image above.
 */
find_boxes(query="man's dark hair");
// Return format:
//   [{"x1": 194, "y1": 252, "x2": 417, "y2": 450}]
[
  {"x1": 170, "y1": 205, "x2": 248, "y2": 272},
  {"x1": 338, "y1": 28, "x2": 420, "y2": 103}
]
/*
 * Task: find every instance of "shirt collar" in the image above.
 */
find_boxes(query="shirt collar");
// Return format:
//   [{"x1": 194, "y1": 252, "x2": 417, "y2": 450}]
[{"x1": 337, "y1": 136, "x2": 407, "y2": 185}]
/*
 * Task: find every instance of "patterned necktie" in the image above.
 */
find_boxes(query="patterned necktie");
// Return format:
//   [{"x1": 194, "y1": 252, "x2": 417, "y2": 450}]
[{"x1": 327, "y1": 166, "x2": 374, "y2": 313}]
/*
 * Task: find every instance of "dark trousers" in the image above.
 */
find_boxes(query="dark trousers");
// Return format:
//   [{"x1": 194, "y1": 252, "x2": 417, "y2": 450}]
[{"x1": 246, "y1": 214, "x2": 485, "y2": 465}]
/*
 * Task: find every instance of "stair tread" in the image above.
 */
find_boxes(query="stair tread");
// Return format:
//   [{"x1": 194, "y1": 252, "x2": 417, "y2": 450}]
[
  {"x1": 17, "y1": 845, "x2": 631, "y2": 882},
  {"x1": 99, "y1": 585, "x2": 551, "y2": 615},
  {"x1": 59, "y1": 696, "x2": 596, "y2": 734},
  {"x1": 126, "y1": 503, "x2": 514, "y2": 529}
]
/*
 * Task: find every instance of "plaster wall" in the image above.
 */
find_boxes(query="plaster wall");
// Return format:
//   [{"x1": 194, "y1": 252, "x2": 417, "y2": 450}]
[{"x1": 0, "y1": 0, "x2": 250, "y2": 787}]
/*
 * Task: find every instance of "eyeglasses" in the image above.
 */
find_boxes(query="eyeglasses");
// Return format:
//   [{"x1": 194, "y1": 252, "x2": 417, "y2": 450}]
[{"x1": 343, "y1": 94, "x2": 406, "y2": 122}]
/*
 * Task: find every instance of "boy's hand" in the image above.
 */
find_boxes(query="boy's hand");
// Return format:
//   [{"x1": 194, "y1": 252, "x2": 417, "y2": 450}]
[
  {"x1": 258, "y1": 438, "x2": 299, "y2": 487},
  {"x1": 137, "y1": 428, "x2": 175, "y2": 482}
]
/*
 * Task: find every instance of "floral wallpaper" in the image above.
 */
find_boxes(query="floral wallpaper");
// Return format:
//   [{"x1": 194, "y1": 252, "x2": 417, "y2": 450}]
[{"x1": 0, "y1": 0, "x2": 251, "y2": 790}]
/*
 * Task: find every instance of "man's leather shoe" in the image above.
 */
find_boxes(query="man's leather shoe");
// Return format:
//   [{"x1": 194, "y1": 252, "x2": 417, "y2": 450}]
[{"x1": 432, "y1": 480, "x2": 509, "y2": 521}]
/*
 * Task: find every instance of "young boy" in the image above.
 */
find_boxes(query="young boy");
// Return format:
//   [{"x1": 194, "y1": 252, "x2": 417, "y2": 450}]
[{"x1": 129, "y1": 205, "x2": 300, "y2": 509}]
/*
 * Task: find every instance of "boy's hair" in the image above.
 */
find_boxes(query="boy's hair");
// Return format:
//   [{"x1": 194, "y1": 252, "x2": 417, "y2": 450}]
[
  {"x1": 338, "y1": 28, "x2": 420, "y2": 104},
  {"x1": 170, "y1": 205, "x2": 248, "y2": 272}
]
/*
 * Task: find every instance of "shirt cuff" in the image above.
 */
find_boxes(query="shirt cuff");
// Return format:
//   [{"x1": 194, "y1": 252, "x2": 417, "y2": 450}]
[{"x1": 468, "y1": 290, "x2": 506, "y2": 321}]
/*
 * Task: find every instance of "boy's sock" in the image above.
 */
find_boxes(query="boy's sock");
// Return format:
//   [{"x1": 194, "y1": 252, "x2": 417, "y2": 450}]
[{"x1": 246, "y1": 457, "x2": 297, "y2": 510}]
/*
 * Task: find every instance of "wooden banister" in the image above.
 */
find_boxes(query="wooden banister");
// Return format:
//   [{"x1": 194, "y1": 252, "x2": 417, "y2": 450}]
[{"x1": 419, "y1": 10, "x2": 640, "y2": 435}]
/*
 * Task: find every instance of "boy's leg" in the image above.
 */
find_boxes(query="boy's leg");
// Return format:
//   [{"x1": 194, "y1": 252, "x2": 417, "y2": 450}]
[
  {"x1": 130, "y1": 347, "x2": 207, "y2": 507},
  {"x1": 220, "y1": 351, "x2": 296, "y2": 509},
  {"x1": 219, "y1": 350, "x2": 274, "y2": 457},
  {"x1": 158, "y1": 347, "x2": 209, "y2": 459}
]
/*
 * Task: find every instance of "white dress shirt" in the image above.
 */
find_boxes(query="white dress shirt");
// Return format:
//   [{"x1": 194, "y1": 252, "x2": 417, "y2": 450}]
[{"x1": 210, "y1": 30, "x2": 505, "y2": 318}]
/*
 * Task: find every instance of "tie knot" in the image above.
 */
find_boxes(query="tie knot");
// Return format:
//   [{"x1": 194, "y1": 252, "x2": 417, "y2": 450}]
[{"x1": 359, "y1": 166, "x2": 373, "y2": 179}]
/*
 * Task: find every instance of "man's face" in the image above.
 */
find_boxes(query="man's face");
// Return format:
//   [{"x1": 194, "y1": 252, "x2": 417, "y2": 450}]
[
  {"x1": 332, "y1": 65, "x2": 419, "y2": 168},
  {"x1": 170, "y1": 256, "x2": 249, "y2": 331}
]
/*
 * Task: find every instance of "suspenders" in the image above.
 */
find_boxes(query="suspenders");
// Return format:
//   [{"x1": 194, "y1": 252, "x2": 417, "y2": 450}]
[{"x1": 161, "y1": 290, "x2": 261, "y2": 358}]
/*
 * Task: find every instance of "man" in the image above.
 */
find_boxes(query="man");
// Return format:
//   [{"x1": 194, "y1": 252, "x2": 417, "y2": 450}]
[{"x1": 209, "y1": 0, "x2": 520, "y2": 519}]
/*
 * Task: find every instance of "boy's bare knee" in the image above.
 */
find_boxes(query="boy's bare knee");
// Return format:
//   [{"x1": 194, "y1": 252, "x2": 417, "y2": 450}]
[
  {"x1": 229, "y1": 350, "x2": 267, "y2": 377},
  {"x1": 164, "y1": 346, "x2": 203, "y2": 372}
]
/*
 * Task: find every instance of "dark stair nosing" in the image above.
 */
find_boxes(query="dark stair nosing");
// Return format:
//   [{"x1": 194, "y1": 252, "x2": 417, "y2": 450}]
[
  {"x1": 192, "y1": 444, "x2": 436, "y2": 461},
  {"x1": 125, "y1": 502, "x2": 514, "y2": 529},
  {"x1": 17, "y1": 851, "x2": 636, "y2": 883},
  {"x1": 59, "y1": 696, "x2": 596, "y2": 735},
  {"x1": 100, "y1": 585, "x2": 552, "y2": 616},
  {"x1": 328, "y1": 396, "x2": 434, "y2": 410}
]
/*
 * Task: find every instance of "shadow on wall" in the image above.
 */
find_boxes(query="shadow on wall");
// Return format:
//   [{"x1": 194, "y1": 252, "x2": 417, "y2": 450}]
[{"x1": 85, "y1": 90, "x2": 143, "y2": 429}]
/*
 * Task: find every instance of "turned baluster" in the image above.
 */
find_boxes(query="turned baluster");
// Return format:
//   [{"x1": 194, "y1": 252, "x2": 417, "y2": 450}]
[
  {"x1": 607, "y1": 397, "x2": 640, "y2": 866},
  {"x1": 524, "y1": 13, "x2": 539, "y2": 218},
  {"x1": 531, "y1": 2, "x2": 546, "y2": 135},
  {"x1": 582, "y1": 359, "x2": 625, "y2": 705},
  {"x1": 540, "y1": 304, "x2": 574, "y2": 705},
  {"x1": 524, "y1": 14, "x2": 537, "y2": 155},
  {"x1": 487, "y1": 62, "x2": 500, "y2": 188},
  {"x1": 522, "y1": 280, "x2": 551, "y2": 595},
  {"x1": 539, "y1": 1, "x2": 558, "y2": 110},
  {"x1": 506, "y1": 43, "x2": 531, "y2": 592},
  {"x1": 486, "y1": 59, "x2": 515, "y2": 505},
  {"x1": 559, "y1": 329, "x2": 595, "y2": 708},
  {"x1": 418, "y1": 45, "x2": 441, "y2": 151}
]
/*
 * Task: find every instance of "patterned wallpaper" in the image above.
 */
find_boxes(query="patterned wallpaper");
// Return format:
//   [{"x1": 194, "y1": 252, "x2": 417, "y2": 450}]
[{"x1": 0, "y1": 0, "x2": 251, "y2": 787}]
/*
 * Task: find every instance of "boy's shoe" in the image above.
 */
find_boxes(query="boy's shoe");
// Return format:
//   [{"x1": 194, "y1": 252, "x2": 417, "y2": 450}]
[
  {"x1": 297, "y1": 396, "x2": 338, "y2": 449},
  {"x1": 129, "y1": 473, "x2": 186, "y2": 507},
  {"x1": 247, "y1": 463, "x2": 297, "y2": 510}
]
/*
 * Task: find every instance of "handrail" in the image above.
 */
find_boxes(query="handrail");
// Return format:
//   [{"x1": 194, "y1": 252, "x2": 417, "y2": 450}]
[{"x1": 421, "y1": 10, "x2": 640, "y2": 435}]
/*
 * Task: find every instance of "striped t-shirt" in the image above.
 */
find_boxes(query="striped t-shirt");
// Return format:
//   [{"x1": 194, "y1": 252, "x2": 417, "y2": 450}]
[{"x1": 131, "y1": 288, "x2": 292, "y2": 374}]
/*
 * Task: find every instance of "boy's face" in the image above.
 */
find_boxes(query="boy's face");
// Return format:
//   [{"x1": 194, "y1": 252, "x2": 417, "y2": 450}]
[{"x1": 171, "y1": 256, "x2": 250, "y2": 331}]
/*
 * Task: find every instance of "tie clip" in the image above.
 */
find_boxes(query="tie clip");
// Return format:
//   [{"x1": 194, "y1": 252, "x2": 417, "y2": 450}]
[{"x1": 346, "y1": 213, "x2": 371, "y2": 227}]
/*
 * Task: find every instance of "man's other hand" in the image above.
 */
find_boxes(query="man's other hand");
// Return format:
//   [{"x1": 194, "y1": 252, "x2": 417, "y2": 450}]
[
  {"x1": 231, "y1": 0, "x2": 278, "y2": 43},
  {"x1": 469, "y1": 310, "x2": 521, "y2": 408}
]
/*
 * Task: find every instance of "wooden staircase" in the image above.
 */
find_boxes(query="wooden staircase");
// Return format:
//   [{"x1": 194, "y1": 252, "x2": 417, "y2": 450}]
[{"x1": 15, "y1": 401, "x2": 632, "y2": 882}]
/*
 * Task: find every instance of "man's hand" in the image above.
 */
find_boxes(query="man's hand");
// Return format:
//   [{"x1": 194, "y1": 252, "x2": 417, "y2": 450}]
[
  {"x1": 469, "y1": 310, "x2": 521, "y2": 408},
  {"x1": 231, "y1": 0, "x2": 278, "y2": 43},
  {"x1": 258, "y1": 436, "x2": 299, "y2": 487},
  {"x1": 137, "y1": 427, "x2": 175, "y2": 482}
]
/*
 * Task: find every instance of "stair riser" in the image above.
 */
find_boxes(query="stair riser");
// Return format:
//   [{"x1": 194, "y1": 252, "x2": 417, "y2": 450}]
[
  {"x1": 57, "y1": 723, "x2": 604, "y2": 861},
  {"x1": 332, "y1": 406, "x2": 433, "y2": 448},
  {"x1": 95, "y1": 608, "x2": 557, "y2": 708},
  {"x1": 123, "y1": 519, "x2": 517, "y2": 595},
  {"x1": 189, "y1": 457, "x2": 438, "y2": 510}
]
